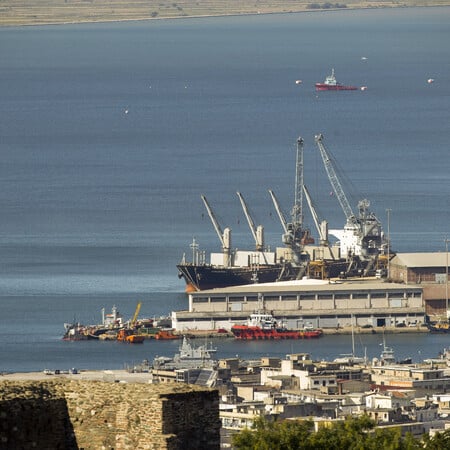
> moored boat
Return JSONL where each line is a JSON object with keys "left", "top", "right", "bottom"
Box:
{"left": 231, "top": 311, "right": 323, "bottom": 340}
{"left": 62, "top": 323, "right": 89, "bottom": 341}
{"left": 315, "top": 68, "right": 358, "bottom": 91}
{"left": 427, "top": 321, "right": 450, "bottom": 333}
{"left": 155, "top": 329, "right": 181, "bottom": 340}
{"left": 117, "top": 328, "right": 145, "bottom": 344}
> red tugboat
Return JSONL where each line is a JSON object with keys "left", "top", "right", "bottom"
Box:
{"left": 315, "top": 68, "right": 358, "bottom": 91}
{"left": 231, "top": 312, "right": 323, "bottom": 340}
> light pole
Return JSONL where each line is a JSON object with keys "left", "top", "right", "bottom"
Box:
{"left": 446, "top": 238, "right": 449, "bottom": 320}
{"left": 386, "top": 209, "right": 391, "bottom": 280}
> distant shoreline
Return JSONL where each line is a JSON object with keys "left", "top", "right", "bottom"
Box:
{"left": 1, "top": 2, "right": 449, "bottom": 28}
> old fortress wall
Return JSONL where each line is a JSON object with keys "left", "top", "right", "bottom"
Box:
{"left": 0, "top": 379, "right": 220, "bottom": 450}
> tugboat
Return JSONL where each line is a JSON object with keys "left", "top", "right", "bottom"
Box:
{"left": 231, "top": 311, "right": 323, "bottom": 340}
{"left": 315, "top": 68, "right": 358, "bottom": 91}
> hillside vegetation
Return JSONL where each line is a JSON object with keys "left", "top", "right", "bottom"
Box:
{"left": 1, "top": 0, "right": 449, "bottom": 26}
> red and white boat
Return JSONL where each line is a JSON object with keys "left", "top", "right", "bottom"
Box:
{"left": 231, "top": 312, "right": 323, "bottom": 340}
{"left": 315, "top": 68, "right": 357, "bottom": 91}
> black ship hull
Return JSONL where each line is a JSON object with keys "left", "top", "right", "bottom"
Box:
{"left": 177, "top": 260, "right": 348, "bottom": 291}
{"left": 177, "top": 264, "right": 291, "bottom": 291}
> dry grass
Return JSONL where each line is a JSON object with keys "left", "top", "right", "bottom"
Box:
{"left": 0, "top": 0, "right": 449, "bottom": 26}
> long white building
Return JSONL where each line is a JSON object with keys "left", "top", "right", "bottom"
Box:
{"left": 172, "top": 278, "right": 426, "bottom": 332}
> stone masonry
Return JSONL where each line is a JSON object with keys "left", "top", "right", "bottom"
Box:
{"left": 0, "top": 380, "right": 220, "bottom": 450}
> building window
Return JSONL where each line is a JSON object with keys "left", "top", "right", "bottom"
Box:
{"left": 318, "top": 294, "right": 332, "bottom": 300}
{"left": 229, "top": 297, "right": 244, "bottom": 302}
{"left": 334, "top": 294, "right": 349, "bottom": 300}
{"left": 300, "top": 294, "right": 315, "bottom": 300}
{"left": 281, "top": 295, "right": 298, "bottom": 301}
{"left": 388, "top": 292, "right": 404, "bottom": 299}
{"left": 264, "top": 296, "right": 280, "bottom": 301}
{"left": 193, "top": 297, "right": 208, "bottom": 303}
{"left": 352, "top": 293, "right": 368, "bottom": 299}
{"left": 370, "top": 292, "right": 386, "bottom": 299}
{"left": 246, "top": 296, "right": 258, "bottom": 302}
{"left": 210, "top": 297, "right": 225, "bottom": 303}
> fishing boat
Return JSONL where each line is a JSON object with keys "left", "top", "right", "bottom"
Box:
{"left": 231, "top": 311, "right": 323, "bottom": 340}
{"left": 380, "top": 338, "right": 396, "bottom": 365}
{"left": 315, "top": 68, "right": 358, "bottom": 91}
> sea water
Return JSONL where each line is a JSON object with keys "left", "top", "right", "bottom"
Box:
{"left": 0, "top": 7, "right": 449, "bottom": 372}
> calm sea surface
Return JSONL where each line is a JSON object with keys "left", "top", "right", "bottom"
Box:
{"left": 0, "top": 8, "right": 450, "bottom": 372}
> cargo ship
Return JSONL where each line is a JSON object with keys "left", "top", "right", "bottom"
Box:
{"left": 177, "top": 252, "right": 305, "bottom": 292}
{"left": 177, "top": 134, "right": 386, "bottom": 292}
{"left": 315, "top": 69, "right": 358, "bottom": 91}
{"left": 231, "top": 312, "right": 323, "bottom": 340}
{"left": 177, "top": 137, "right": 347, "bottom": 292}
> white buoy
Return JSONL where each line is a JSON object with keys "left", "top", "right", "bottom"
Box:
{"left": 295, "top": 80, "right": 302, "bottom": 85}
{"left": 360, "top": 86, "right": 367, "bottom": 91}
{"left": 427, "top": 78, "right": 434, "bottom": 84}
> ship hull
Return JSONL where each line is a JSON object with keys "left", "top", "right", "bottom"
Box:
{"left": 177, "top": 260, "right": 348, "bottom": 291}
{"left": 177, "top": 263, "right": 291, "bottom": 291}
{"left": 315, "top": 83, "right": 357, "bottom": 91}
{"left": 231, "top": 325, "right": 323, "bottom": 340}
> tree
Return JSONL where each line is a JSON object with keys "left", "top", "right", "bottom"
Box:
{"left": 232, "top": 415, "right": 447, "bottom": 450}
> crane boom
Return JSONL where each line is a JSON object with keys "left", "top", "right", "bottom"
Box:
{"left": 201, "top": 194, "right": 232, "bottom": 266}
{"left": 201, "top": 194, "right": 225, "bottom": 247}
{"left": 130, "top": 301, "right": 142, "bottom": 328}
{"left": 236, "top": 192, "right": 264, "bottom": 251}
{"left": 268, "top": 189, "right": 288, "bottom": 234}
{"left": 315, "top": 134, "right": 355, "bottom": 222}
{"left": 302, "top": 185, "right": 323, "bottom": 241}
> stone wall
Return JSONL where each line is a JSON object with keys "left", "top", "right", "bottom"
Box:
{"left": 0, "top": 380, "right": 220, "bottom": 450}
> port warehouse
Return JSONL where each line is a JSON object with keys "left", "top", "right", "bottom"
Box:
{"left": 172, "top": 252, "right": 449, "bottom": 331}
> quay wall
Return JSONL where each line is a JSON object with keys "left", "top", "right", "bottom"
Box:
{"left": 0, "top": 379, "right": 220, "bottom": 450}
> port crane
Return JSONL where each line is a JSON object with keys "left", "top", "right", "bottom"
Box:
{"left": 314, "top": 133, "right": 384, "bottom": 276}
{"left": 268, "top": 137, "right": 313, "bottom": 277}
{"left": 201, "top": 195, "right": 232, "bottom": 267}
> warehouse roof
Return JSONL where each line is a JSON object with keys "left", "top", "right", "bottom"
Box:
{"left": 391, "top": 252, "right": 449, "bottom": 268}
{"left": 192, "top": 279, "right": 420, "bottom": 296}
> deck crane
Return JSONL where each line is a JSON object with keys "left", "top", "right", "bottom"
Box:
{"left": 201, "top": 194, "right": 232, "bottom": 267}
{"left": 268, "top": 189, "right": 288, "bottom": 235}
{"left": 314, "top": 134, "right": 384, "bottom": 275}
{"left": 302, "top": 184, "right": 331, "bottom": 250}
{"left": 236, "top": 192, "right": 265, "bottom": 252}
